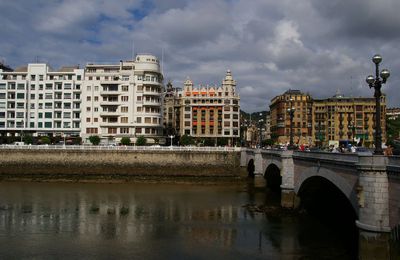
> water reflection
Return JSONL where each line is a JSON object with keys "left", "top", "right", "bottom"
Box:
{"left": 0, "top": 181, "right": 354, "bottom": 259}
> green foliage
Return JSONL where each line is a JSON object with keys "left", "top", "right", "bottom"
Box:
{"left": 203, "top": 138, "right": 215, "bottom": 146}
{"left": 217, "top": 137, "right": 229, "bottom": 146}
{"left": 270, "top": 133, "right": 279, "bottom": 142}
{"left": 89, "top": 135, "right": 101, "bottom": 145}
{"left": 180, "top": 134, "right": 194, "bottom": 146}
{"left": 120, "top": 137, "right": 131, "bottom": 146}
{"left": 136, "top": 135, "right": 147, "bottom": 146}
{"left": 23, "top": 135, "right": 33, "bottom": 144}
{"left": 40, "top": 136, "right": 51, "bottom": 145}
{"left": 263, "top": 139, "right": 274, "bottom": 146}
{"left": 386, "top": 116, "right": 400, "bottom": 144}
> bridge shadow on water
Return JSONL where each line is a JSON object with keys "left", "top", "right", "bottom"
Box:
{"left": 296, "top": 176, "right": 358, "bottom": 259}
{"left": 251, "top": 164, "right": 359, "bottom": 259}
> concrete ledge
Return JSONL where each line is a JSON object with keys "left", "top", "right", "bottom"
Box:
{"left": 356, "top": 220, "right": 391, "bottom": 233}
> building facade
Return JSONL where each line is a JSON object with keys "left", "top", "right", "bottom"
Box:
{"left": 269, "top": 89, "right": 387, "bottom": 147}
{"left": 164, "top": 70, "right": 240, "bottom": 145}
{"left": 163, "top": 81, "right": 181, "bottom": 139}
{"left": 0, "top": 64, "right": 83, "bottom": 141}
{"left": 81, "top": 54, "right": 164, "bottom": 144}
{"left": 269, "top": 89, "right": 313, "bottom": 145}
{"left": 312, "top": 93, "right": 386, "bottom": 147}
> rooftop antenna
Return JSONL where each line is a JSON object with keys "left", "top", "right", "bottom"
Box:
{"left": 161, "top": 47, "right": 164, "bottom": 76}
{"left": 132, "top": 39, "right": 135, "bottom": 61}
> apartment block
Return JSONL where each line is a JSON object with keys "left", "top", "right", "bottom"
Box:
{"left": 178, "top": 70, "right": 240, "bottom": 144}
{"left": 269, "top": 89, "right": 386, "bottom": 147}
{"left": 312, "top": 93, "right": 386, "bottom": 146}
{"left": 0, "top": 64, "right": 83, "bottom": 139}
{"left": 270, "top": 89, "right": 313, "bottom": 145}
{"left": 81, "top": 54, "right": 164, "bottom": 144}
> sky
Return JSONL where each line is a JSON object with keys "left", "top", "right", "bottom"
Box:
{"left": 0, "top": 0, "right": 399, "bottom": 112}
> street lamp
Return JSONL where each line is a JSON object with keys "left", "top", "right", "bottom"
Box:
{"left": 169, "top": 135, "right": 175, "bottom": 148}
{"left": 20, "top": 120, "right": 24, "bottom": 142}
{"left": 258, "top": 118, "right": 264, "bottom": 149}
{"left": 287, "top": 99, "right": 295, "bottom": 149}
{"left": 366, "top": 54, "right": 390, "bottom": 155}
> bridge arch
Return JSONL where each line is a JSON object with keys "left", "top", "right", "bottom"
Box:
{"left": 264, "top": 163, "right": 282, "bottom": 192}
{"left": 296, "top": 168, "right": 359, "bottom": 255}
{"left": 295, "top": 166, "right": 358, "bottom": 214}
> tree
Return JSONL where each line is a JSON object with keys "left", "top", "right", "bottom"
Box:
{"left": 89, "top": 135, "right": 101, "bottom": 145}
{"left": 263, "top": 139, "right": 274, "bottom": 146}
{"left": 40, "top": 136, "right": 51, "bottom": 145}
{"left": 136, "top": 135, "right": 147, "bottom": 146}
{"left": 180, "top": 134, "right": 194, "bottom": 146}
{"left": 23, "top": 135, "right": 33, "bottom": 144}
{"left": 120, "top": 137, "right": 131, "bottom": 146}
{"left": 217, "top": 137, "right": 228, "bottom": 146}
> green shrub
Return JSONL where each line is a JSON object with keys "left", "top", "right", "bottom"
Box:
{"left": 89, "top": 135, "right": 101, "bottom": 145}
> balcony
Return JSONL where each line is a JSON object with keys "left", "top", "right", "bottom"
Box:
{"left": 100, "top": 111, "right": 121, "bottom": 117}
{"left": 143, "top": 100, "right": 161, "bottom": 106}
{"left": 100, "top": 101, "right": 121, "bottom": 106}
{"left": 100, "top": 91, "right": 121, "bottom": 96}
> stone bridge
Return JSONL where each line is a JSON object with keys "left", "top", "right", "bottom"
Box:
{"left": 241, "top": 149, "right": 400, "bottom": 258}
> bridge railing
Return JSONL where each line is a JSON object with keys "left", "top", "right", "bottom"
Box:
{"left": 293, "top": 151, "right": 359, "bottom": 163}
{"left": 0, "top": 144, "right": 242, "bottom": 152}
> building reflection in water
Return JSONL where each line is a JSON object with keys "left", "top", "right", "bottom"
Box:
{"left": 0, "top": 181, "right": 356, "bottom": 258}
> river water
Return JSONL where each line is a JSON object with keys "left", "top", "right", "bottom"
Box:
{"left": 0, "top": 180, "right": 355, "bottom": 259}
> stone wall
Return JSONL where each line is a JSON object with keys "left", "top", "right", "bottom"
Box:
{"left": 0, "top": 149, "right": 245, "bottom": 181}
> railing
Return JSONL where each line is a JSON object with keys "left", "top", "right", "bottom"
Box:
{"left": 0, "top": 144, "right": 242, "bottom": 152}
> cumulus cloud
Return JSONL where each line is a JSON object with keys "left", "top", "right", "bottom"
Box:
{"left": 0, "top": 0, "right": 399, "bottom": 112}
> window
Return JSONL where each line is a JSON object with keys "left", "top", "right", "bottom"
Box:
{"left": 120, "top": 127, "right": 129, "bottom": 134}
{"left": 121, "top": 85, "right": 128, "bottom": 91}
{"left": 87, "top": 86, "right": 91, "bottom": 91}
{"left": 44, "top": 112, "right": 52, "bottom": 119}
{"left": 94, "top": 118, "right": 98, "bottom": 122}
{"left": 17, "top": 93, "right": 25, "bottom": 99}
{"left": 86, "top": 118, "right": 90, "bottom": 122}
{"left": 86, "top": 128, "right": 98, "bottom": 134}
{"left": 121, "top": 107, "right": 128, "bottom": 113}
{"left": 121, "top": 96, "right": 128, "bottom": 102}
{"left": 121, "top": 117, "right": 128, "bottom": 123}
{"left": 108, "top": 128, "right": 117, "bottom": 134}
{"left": 136, "top": 117, "right": 142, "bottom": 123}
{"left": 137, "top": 96, "right": 142, "bottom": 102}
{"left": 87, "top": 96, "right": 91, "bottom": 101}
{"left": 45, "top": 122, "right": 52, "bottom": 128}
{"left": 94, "top": 96, "right": 99, "bottom": 102}
{"left": 63, "top": 112, "right": 71, "bottom": 118}
{"left": 86, "top": 107, "right": 91, "bottom": 112}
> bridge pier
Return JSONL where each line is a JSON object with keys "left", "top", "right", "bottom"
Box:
{"left": 279, "top": 151, "right": 298, "bottom": 209}
{"left": 356, "top": 155, "right": 391, "bottom": 260}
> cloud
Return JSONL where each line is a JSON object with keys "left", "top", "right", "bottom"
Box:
{"left": 1, "top": 0, "right": 399, "bottom": 112}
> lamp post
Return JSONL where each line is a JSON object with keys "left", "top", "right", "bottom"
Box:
{"left": 258, "top": 117, "right": 264, "bottom": 149}
{"left": 287, "top": 99, "right": 295, "bottom": 149}
{"left": 169, "top": 135, "right": 175, "bottom": 148}
{"left": 20, "top": 120, "right": 24, "bottom": 142}
{"left": 366, "top": 54, "right": 390, "bottom": 155}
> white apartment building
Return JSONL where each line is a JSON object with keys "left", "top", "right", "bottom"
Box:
{"left": 0, "top": 64, "right": 83, "bottom": 140}
{"left": 81, "top": 54, "right": 164, "bottom": 144}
